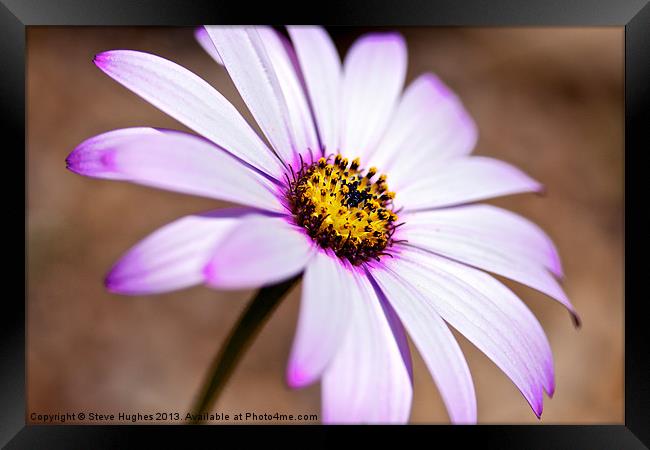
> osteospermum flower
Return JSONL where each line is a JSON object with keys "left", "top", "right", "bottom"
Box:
{"left": 66, "top": 26, "right": 579, "bottom": 424}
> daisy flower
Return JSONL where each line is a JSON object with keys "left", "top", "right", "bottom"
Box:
{"left": 66, "top": 26, "right": 579, "bottom": 424}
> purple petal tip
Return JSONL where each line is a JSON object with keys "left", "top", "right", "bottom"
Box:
{"left": 104, "top": 271, "right": 119, "bottom": 293}
{"left": 368, "top": 31, "right": 405, "bottom": 46}
{"left": 93, "top": 52, "right": 104, "bottom": 64}
{"left": 65, "top": 152, "right": 83, "bottom": 174}
{"left": 93, "top": 51, "right": 114, "bottom": 68}
{"left": 103, "top": 265, "right": 147, "bottom": 296}
{"left": 104, "top": 265, "right": 129, "bottom": 295}
{"left": 286, "top": 366, "right": 310, "bottom": 389}
{"left": 571, "top": 311, "right": 582, "bottom": 329}
{"left": 545, "top": 368, "right": 556, "bottom": 399}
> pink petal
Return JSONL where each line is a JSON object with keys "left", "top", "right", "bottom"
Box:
{"left": 66, "top": 126, "right": 162, "bottom": 180}
{"left": 256, "top": 26, "right": 320, "bottom": 163}
{"left": 204, "top": 27, "right": 298, "bottom": 166}
{"left": 321, "top": 271, "right": 412, "bottom": 424}
{"left": 287, "top": 26, "right": 342, "bottom": 155}
{"left": 341, "top": 33, "right": 407, "bottom": 161}
{"left": 203, "top": 216, "right": 314, "bottom": 290}
{"left": 396, "top": 156, "right": 543, "bottom": 210}
{"left": 105, "top": 208, "right": 265, "bottom": 295}
{"left": 369, "top": 73, "right": 478, "bottom": 187}
{"left": 67, "top": 128, "right": 284, "bottom": 212}
{"left": 368, "top": 267, "right": 477, "bottom": 424}
{"left": 194, "top": 26, "right": 223, "bottom": 65}
{"left": 93, "top": 50, "right": 284, "bottom": 178}
{"left": 404, "top": 206, "right": 578, "bottom": 322}
{"left": 405, "top": 204, "right": 563, "bottom": 278}
{"left": 286, "top": 251, "right": 352, "bottom": 388}
{"left": 385, "top": 247, "right": 555, "bottom": 417}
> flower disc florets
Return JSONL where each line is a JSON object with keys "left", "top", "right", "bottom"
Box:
{"left": 287, "top": 154, "right": 400, "bottom": 265}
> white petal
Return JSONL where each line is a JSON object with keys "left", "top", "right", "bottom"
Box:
{"left": 322, "top": 271, "right": 412, "bottom": 424}
{"left": 105, "top": 208, "right": 265, "bottom": 295}
{"left": 384, "top": 247, "right": 555, "bottom": 416}
{"left": 405, "top": 204, "right": 563, "bottom": 277}
{"left": 369, "top": 266, "right": 477, "bottom": 424}
{"left": 256, "top": 26, "right": 320, "bottom": 163}
{"left": 93, "top": 50, "right": 284, "bottom": 177}
{"left": 396, "top": 156, "right": 543, "bottom": 210}
{"left": 67, "top": 128, "right": 284, "bottom": 212}
{"left": 287, "top": 26, "right": 342, "bottom": 155}
{"left": 369, "top": 73, "right": 478, "bottom": 187}
{"left": 203, "top": 216, "right": 314, "bottom": 289}
{"left": 404, "top": 206, "right": 578, "bottom": 322}
{"left": 205, "top": 26, "right": 298, "bottom": 166}
{"left": 341, "top": 33, "right": 407, "bottom": 161}
{"left": 194, "top": 26, "right": 223, "bottom": 65}
{"left": 286, "top": 251, "right": 352, "bottom": 388}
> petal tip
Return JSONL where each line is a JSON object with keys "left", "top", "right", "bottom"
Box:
{"left": 93, "top": 50, "right": 129, "bottom": 71}
{"left": 371, "top": 31, "right": 406, "bottom": 49}
{"left": 285, "top": 366, "right": 312, "bottom": 389}
{"left": 65, "top": 147, "right": 87, "bottom": 171}
{"left": 193, "top": 26, "right": 206, "bottom": 37}
{"left": 385, "top": 30, "right": 406, "bottom": 41}
{"left": 65, "top": 141, "right": 118, "bottom": 177}
{"left": 93, "top": 51, "right": 111, "bottom": 67}
{"left": 64, "top": 150, "right": 85, "bottom": 175}
{"left": 104, "top": 270, "right": 143, "bottom": 296}
{"left": 104, "top": 261, "right": 136, "bottom": 295}
{"left": 64, "top": 153, "right": 77, "bottom": 172}
{"left": 571, "top": 311, "right": 582, "bottom": 329}
{"left": 546, "top": 367, "right": 556, "bottom": 399}
{"left": 104, "top": 270, "right": 122, "bottom": 294}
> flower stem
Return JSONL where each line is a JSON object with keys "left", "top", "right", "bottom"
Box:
{"left": 189, "top": 274, "right": 302, "bottom": 423}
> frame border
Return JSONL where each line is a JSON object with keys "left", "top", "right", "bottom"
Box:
{"left": 4, "top": 0, "right": 648, "bottom": 447}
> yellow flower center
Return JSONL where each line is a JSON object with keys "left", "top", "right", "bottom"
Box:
{"left": 287, "top": 154, "right": 399, "bottom": 265}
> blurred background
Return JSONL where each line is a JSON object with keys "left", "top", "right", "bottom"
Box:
{"left": 27, "top": 26, "right": 623, "bottom": 424}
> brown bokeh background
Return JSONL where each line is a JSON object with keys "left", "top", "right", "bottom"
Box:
{"left": 27, "top": 27, "right": 623, "bottom": 424}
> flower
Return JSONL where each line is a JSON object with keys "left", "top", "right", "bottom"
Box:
{"left": 66, "top": 26, "right": 579, "bottom": 424}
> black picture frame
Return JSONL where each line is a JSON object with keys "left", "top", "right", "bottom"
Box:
{"left": 3, "top": 0, "right": 648, "bottom": 447}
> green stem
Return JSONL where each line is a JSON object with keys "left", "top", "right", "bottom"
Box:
{"left": 189, "top": 274, "right": 302, "bottom": 423}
